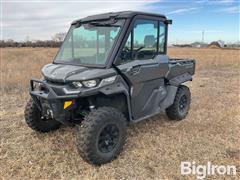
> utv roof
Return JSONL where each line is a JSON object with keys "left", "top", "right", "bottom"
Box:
{"left": 72, "top": 11, "right": 168, "bottom": 25}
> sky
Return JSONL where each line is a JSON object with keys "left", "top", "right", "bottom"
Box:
{"left": 1, "top": 0, "right": 239, "bottom": 44}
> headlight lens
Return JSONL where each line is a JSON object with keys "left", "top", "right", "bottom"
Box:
{"left": 101, "top": 76, "right": 117, "bottom": 85}
{"left": 72, "top": 76, "right": 116, "bottom": 89}
{"left": 82, "top": 80, "right": 97, "bottom": 88}
{"left": 72, "top": 81, "right": 82, "bottom": 88}
{"left": 33, "top": 82, "right": 43, "bottom": 91}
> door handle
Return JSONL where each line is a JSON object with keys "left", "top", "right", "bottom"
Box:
{"left": 129, "top": 65, "right": 141, "bottom": 75}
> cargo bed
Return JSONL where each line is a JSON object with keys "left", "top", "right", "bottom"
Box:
{"left": 166, "top": 58, "right": 196, "bottom": 81}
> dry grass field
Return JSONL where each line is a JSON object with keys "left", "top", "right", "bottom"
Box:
{"left": 0, "top": 47, "right": 240, "bottom": 179}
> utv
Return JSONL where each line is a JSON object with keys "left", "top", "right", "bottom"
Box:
{"left": 25, "top": 11, "right": 195, "bottom": 165}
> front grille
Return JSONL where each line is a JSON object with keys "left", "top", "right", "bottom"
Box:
{"left": 51, "top": 87, "right": 65, "bottom": 96}
{"left": 44, "top": 79, "right": 74, "bottom": 96}
{"left": 45, "top": 79, "right": 66, "bottom": 85}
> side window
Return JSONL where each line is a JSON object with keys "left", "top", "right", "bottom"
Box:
{"left": 133, "top": 19, "right": 158, "bottom": 60}
{"left": 117, "top": 19, "right": 158, "bottom": 64}
{"left": 159, "top": 22, "right": 166, "bottom": 53}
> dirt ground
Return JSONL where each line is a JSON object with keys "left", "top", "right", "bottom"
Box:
{"left": 0, "top": 48, "right": 240, "bottom": 179}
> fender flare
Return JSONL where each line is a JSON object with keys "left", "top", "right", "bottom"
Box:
{"left": 99, "top": 81, "right": 133, "bottom": 121}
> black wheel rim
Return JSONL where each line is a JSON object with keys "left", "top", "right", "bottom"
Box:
{"left": 98, "top": 124, "right": 120, "bottom": 153}
{"left": 179, "top": 95, "right": 188, "bottom": 113}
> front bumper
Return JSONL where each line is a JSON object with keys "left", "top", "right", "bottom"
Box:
{"left": 30, "top": 79, "right": 79, "bottom": 125}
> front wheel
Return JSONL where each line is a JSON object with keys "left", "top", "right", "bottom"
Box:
{"left": 166, "top": 85, "right": 191, "bottom": 120}
{"left": 76, "top": 107, "right": 127, "bottom": 165}
{"left": 24, "top": 99, "right": 61, "bottom": 132}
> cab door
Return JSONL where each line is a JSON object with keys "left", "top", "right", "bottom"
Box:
{"left": 116, "top": 19, "right": 168, "bottom": 120}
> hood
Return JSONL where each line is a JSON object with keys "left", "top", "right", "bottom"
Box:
{"left": 42, "top": 63, "right": 116, "bottom": 82}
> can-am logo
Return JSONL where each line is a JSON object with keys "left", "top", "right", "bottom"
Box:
{"left": 181, "top": 161, "right": 237, "bottom": 179}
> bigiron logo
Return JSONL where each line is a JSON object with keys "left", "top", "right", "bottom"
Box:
{"left": 180, "top": 161, "right": 237, "bottom": 179}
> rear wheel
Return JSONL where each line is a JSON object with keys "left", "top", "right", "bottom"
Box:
{"left": 24, "top": 99, "right": 61, "bottom": 132}
{"left": 76, "top": 107, "right": 127, "bottom": 165}
{"left": 166, "top": 85, "right": 191, "bottom": 120}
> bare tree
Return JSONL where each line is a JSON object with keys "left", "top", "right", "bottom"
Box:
{"left": 52, "top": 32, "right": 66, "bottom": 42}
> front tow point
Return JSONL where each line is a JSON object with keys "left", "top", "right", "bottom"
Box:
{"left": 64, "top": 100, "right": 73, "bottom": 109}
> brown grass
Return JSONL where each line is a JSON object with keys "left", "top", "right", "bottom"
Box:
{"left": 1, "top": 47, "right": 240, "bottom": 179}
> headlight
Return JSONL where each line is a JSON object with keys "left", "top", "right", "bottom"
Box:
{"left": 82, "top": 80, "right": 97, "bottom": 88}
{"left": 72, "top": 81, "right": 82, "bottom": 88}
{"left": 33, "top": 82, "right": 43, "bottom": 91}
{"left": 101, "top": 76, "right": 117, "bottom": 85}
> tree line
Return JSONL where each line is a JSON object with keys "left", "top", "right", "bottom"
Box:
{"left": 0, "top": 32, "right": 66, "bottom": 48}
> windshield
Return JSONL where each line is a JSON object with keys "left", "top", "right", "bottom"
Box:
{"left": 54, "top": 19, "right": 125, "bottom": 66}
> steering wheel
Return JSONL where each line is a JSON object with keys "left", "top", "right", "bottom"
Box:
{"left": 133, "top": 46, "right": 145, "bottom": 59}
{"left": 120, "top": 46, "right": 130, "bottom": 60}
{"left": 121, "top": 46, "right": 145, "bottom": 60}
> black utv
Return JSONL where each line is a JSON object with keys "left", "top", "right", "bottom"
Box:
{"left": 25, "top": 11, "right": 195, "bottom": 165}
